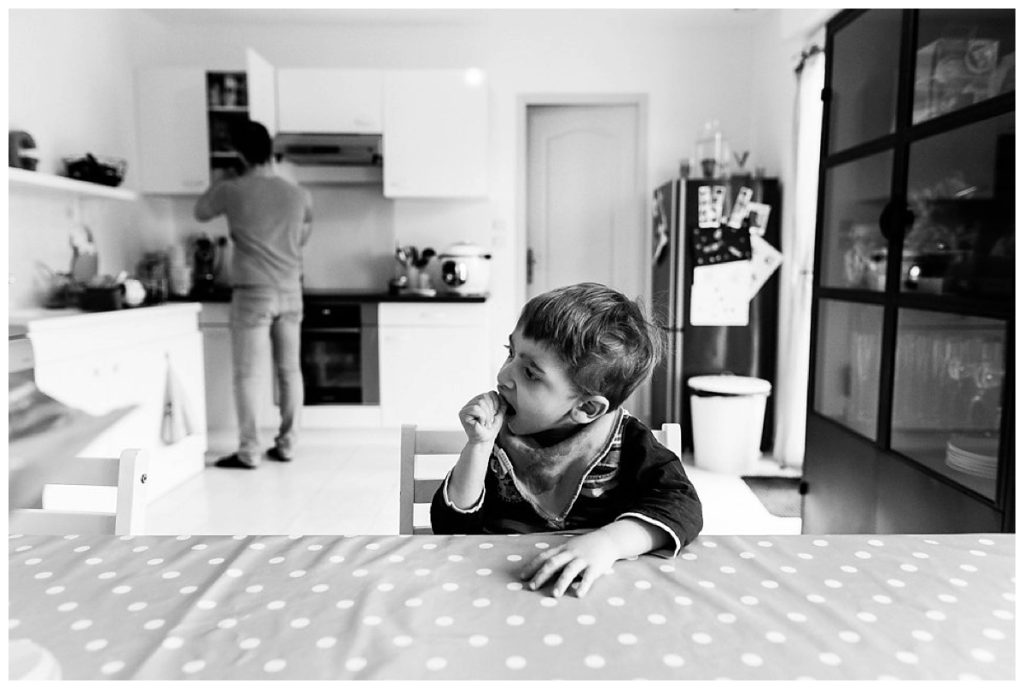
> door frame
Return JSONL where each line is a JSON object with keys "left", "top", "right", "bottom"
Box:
{"left": 516, "top": 93, "right": 651, "bottom": 418}
{"left": 515, "top": 94, "right": 650, "bottom": 311}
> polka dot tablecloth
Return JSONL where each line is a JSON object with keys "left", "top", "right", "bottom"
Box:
{"left": 7, "top": 533, "right": 1015, "bottom": 680}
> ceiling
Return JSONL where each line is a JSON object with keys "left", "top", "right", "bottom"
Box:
{"left": 143, "top": 8, "right": 759, "bottom": 29}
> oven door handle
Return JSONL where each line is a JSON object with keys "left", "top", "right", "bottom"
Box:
{"left": 302, "top": 327, "right": 362, "bottom": 334}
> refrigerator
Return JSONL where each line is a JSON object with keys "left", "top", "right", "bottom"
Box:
{"left": 650, "top": 177, "right": 782, "bottom": 453}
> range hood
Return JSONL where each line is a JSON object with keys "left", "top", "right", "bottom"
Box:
{"left": 273, "top": 132, "right": 383, "bottom": 185}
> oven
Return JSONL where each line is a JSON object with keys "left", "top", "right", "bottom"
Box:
{"left": 300, "top": 298, "right": 379, "bottom": 405}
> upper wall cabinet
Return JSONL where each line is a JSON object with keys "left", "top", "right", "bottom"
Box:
{"left": 246, "top": 48, "right": 277, "bottom": 136}
{"left": 136, "top": 55, "right": 271, "bottom": 194}
{"left": 383, "top": 69, "right": 488, "bottom": 199}
{"left": 135, "top": 68, "right": 210, "bottom": 194}
{"left": 135, "top": 54, "right": 488, "bottom": 197}
{"left": 277, "top": 69, "right": 384, "bottom": 134}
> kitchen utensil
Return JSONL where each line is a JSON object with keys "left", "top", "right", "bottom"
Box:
{"left": 69, "top": 225, "right": 99, "bottom": 284}
{"left": 435, "top": 242, "right": 492, "bottom": 296}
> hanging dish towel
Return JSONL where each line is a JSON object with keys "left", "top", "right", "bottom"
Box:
{"left": 162, "top": 357, "right": 198, "bottom": 444}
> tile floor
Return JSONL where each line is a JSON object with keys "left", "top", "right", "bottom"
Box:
{"left": 146, "top": 428, "right": 802, "bottom": 536}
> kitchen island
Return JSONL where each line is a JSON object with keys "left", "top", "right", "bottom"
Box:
{"left": 9, "top": 302, "right": 207, "bottom": 503}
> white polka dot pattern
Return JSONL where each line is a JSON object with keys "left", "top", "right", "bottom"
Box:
{"left": 6, "top": 533, "right": 1014, "bottom": 680}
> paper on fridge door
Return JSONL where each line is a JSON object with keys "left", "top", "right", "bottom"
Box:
{"left": 749, "top": 234, "right": 783, "bottom": 299}
{"left": 690, "top": 261, "right": 750, "bottom": 326}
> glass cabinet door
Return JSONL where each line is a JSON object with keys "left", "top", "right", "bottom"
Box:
{"left": 913, "top": 9, "right": 1016, "bottom": 124}
{"left": 891, "top": 310, "right": 1005, "bottom": 500}
{"left": 828, "top": 9, "right": 903, "bottom": 153}
{"left": 814, "top": 299, "right": 885, "bottom": 440}
{"left": 901, "top": 112, "right": 1014, "bottom": 299}
{"left": 820, "top": 151, "right": 893, "bottom": 291}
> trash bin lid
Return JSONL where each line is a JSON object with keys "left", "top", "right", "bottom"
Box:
{"left": 688, "top": 374, "right": 771, "bottom": 396}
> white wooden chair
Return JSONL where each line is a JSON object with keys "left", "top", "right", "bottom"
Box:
{"left": 9, "top": 449, "right": 149, "bottom": 535}
{"left": 399, "top": 423, "right": 682, "bottom": 535}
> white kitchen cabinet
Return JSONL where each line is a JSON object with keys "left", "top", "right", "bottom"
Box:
{"left": 277, "top": 69, "right": 383, "bottom": 134}
{"left": 383, "top": 69, "right": 488, "bottom": 198}
{"left": 135, "top": 67, "right": 210, "bottom": 194}
{"left": 198, "top": 303, "right": 279, "bottom": 443}
{"left": 20, "top": 304, "right": 207, "bottom": 503}
{"left": 378, "top": 302, "right": 491, "bottom": 428}
{"left": 136, "top": 50, "right": 273, "bottom": 195}
{"left": 247, "top": 48, "right": 277, "bottom": 135}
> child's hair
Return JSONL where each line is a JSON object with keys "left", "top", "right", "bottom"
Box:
{"left": 230, "top": 121, "right": 273, "bottom": 166}
{"left": 516, "top": 282, "right": 664, "bottom": 410}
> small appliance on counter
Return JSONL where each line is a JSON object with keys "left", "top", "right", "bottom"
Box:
{"left": 188, "top": 233, "right": 232, "bottom": 301}
{"left": 435, "top": 242, "right": 492, "bottom": 296}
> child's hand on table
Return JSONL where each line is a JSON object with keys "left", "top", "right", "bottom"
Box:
{"left": 459, "top": 391, "right": 506, "bottom": 444}
{"left": 519, "top": 529, "right": 619, "bottom": 598}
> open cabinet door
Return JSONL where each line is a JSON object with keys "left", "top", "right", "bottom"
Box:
{"left": 246, "top": 48, "right": 277, "bottom": 135}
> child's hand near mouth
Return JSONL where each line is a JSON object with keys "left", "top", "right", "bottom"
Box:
{"left": 459, "top": 391, "right": 507, "bottom": 444}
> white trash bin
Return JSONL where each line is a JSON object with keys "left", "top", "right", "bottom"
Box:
{"left": 689, "top": 374, "right": 772, "bottom": 474}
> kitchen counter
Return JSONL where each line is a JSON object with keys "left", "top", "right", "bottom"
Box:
{"left": 303, "top": 288, "right": 488, "bottom": 303}
{"left": 8, "top": 302, "right": 202, "bottom": 331}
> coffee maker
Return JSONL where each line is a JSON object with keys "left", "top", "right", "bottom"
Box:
{"left": 188, "top": 234, "right": 232, "bottom": 301}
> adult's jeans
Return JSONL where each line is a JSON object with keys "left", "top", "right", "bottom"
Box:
{"left": 230, "top": 287, "right": 304, "bottom": 466}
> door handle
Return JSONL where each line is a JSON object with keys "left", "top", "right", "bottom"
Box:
{"left": 526, "top": 247, "right": 536, "bottom": 285}
{"left": 878, "top": 201, "right": 915, "bottom": 241}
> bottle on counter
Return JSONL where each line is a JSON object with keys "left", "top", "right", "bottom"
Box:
{"left": 168, "top": 243, "right": 192, "bottom": 298}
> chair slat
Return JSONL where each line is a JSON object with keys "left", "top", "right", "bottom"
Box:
{"left": 414, "top": 479, "right": 443, "bottom": 502}
{"left": 10, "top": 509, "right": 117, "bottom": 535}
{"left": 37, "top": 457, "right": 120, "bottom": 487}
{"left": 413, "top": 429, "right": 466, "bottom": 454}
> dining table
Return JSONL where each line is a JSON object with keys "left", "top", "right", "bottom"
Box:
{"left": 8, "top": 531, "right": 1015, "bottom": 680}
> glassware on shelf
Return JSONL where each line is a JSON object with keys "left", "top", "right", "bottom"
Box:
{"left": 695, "top": 120, "right": 728, "bottom": 179}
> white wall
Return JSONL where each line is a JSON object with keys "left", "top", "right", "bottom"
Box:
{"left": 8, "top": 10, "right": 167, "bottom": 308}
{"left": 9, "top": 8, "right": 818, "bottom": 384}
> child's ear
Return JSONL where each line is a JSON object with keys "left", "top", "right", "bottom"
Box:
{"left": 570, "top": 395, "right": 610, "bottom": 424}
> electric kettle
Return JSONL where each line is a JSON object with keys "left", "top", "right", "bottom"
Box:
{"left": 436, "top": 242, "right": 491, "bottom": 296}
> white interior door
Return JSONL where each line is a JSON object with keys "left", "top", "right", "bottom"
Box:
{"left": 525, "top": 103, "right": 649, "bottom": 418}
{"left": 527, "top": 104, "right": 643, "bottom": 299}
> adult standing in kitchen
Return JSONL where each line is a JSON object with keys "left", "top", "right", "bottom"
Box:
{"left": 194, "top": 120, "right": 313, "bottom": 469}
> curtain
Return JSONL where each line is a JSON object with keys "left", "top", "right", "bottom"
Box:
{"left": 772, "top": 41, "right": 825, "bottom": 471}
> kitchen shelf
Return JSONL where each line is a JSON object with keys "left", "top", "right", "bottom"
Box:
{"left": 8, "top": 167, "right": 138, "bottom": 201}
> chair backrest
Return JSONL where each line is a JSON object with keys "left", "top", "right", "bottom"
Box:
{"left": 400, "top": 426, "right": 464, "bottom": 535}
{"left": 653, "top": 423, "right": 683, "bottom": 460}
{"left": 9, "top": 449, "right": 148, "bottom": 535}
{"left": 399, "top": 422, "right": 684, "bottom": 535}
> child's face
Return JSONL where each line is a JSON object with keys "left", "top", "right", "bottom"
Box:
{"left": 496, "top": 328, "right": 584, "bottom": 436}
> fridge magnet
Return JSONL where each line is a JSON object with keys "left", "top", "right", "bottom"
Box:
{"left": 697, "top": 185, "right": 718, "bottom": 228}
{"left": 748, "top": 234, "right": 783, "bottom": 299}
{"left": 725, "top": 186, "right": 754, "bottom": 228}
{"left": 745, "top": 202, "right": 772, "bottom": 237}
{"left": 691, "top": 222, "right": 752, "bottom": 266}
{"left": 712, "top": 185, "right": 728, "bottom": 225}
{"left": 652, "top": 188, "right": 670, "bottom": 264}
{"left": 690, "top": 261, "right": 750, "bottom": 326}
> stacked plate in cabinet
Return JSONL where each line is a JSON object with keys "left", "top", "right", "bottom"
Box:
{"left": 945, "top": 434, "right": 999, "bottom": 479}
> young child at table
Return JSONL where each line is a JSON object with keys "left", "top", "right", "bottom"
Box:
{"left": 431, "top": 282, "right": 703, "bottom": 598}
